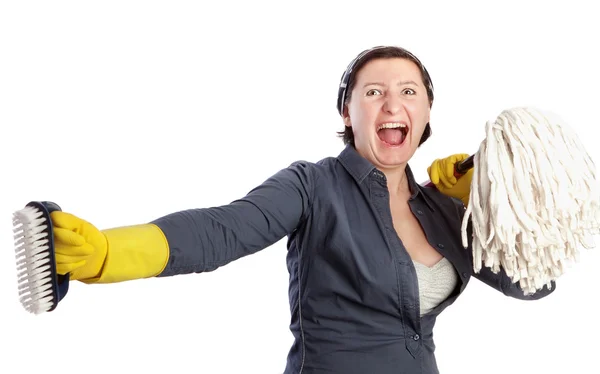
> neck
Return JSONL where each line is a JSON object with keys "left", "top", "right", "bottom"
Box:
{"left": 381, "top": 164, "right": 412, "bottom": 199}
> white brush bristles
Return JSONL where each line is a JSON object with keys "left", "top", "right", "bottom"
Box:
{"left": 462, "top": 107, "right": 600, "bottom": 295}
{"left": 13, "top": 205, "right": 55, "bottom": 314}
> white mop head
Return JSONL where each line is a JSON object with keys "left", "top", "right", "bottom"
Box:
{"left": 462, "top": 107, "right": 600, "bottom": 295}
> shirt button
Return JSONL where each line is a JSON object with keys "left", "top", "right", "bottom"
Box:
{"left": 417, "top": 210, "right": 423, "bottom": 215}
{"left": 462, "top": 272, "right": 468, "bottom": 278}
{"left": 413, "top": 334, "right": 420, "bottom": 341}
{"left": 437, "top": 243, "right": 444, "bottom": 249}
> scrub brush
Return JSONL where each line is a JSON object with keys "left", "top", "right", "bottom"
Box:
{"left": 13, "top": 201, "right": 70, "bottom": 314}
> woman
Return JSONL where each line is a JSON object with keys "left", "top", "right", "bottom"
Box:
{"left": 51, "top": 45, "right": 555, "bottom": 374}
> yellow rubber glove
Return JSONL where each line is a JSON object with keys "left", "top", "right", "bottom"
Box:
{"left": 50, "top": 211, "right": 170, "bottom": 284}
{"left": 427, "top": 153, "right": 473, "bottom": 206}
{"left": 51, "top": 212, "right": 107, "bottom": 280}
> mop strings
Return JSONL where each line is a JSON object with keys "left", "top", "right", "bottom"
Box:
{"left": 461, "top": 107, "right": 600, "bottom": 295}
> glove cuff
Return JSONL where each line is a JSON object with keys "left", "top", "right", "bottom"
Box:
{"left": 82, "top": 224, "right": 169, "bottom": 284}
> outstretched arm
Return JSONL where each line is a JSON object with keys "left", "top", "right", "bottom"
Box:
{"left": 153, "top": 161, "right": 316, "bottom": 277}
{"left": 52, "top": 161, "right": 317, "bottom": 283}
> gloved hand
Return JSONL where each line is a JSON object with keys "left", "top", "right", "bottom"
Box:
{"left": 51, "top": 211, "right": 108, "bottom": 280}
{"left": 427, "top": 153, "right": 473, "bottom": 206}
{"left": 50, "top": 211, "right": 170, "bottom": 283}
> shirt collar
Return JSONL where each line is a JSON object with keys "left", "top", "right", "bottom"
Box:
{"left": 337, "top": 144, "right": 436, "bottom": 212}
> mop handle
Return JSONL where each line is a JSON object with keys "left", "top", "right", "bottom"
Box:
{"left": 454, "top": 154, "right": 475, "bottom": 177}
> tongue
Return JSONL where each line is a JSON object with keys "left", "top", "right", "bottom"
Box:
{"left": 378, "top": 128, "right": 405, "bottom": 145}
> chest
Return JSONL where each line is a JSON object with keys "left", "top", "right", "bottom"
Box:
{"left": 301, "top": 180, "right": 473, "bottom": 317}
{"left": 389, "top": 198, "right": 444, "bottom": 267}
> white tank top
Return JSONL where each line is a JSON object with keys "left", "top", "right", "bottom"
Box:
{"left": 412, "top": 257, "right": 459, "bottom": 316}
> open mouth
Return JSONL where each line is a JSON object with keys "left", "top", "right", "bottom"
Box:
{"left": 376, "top": 122, "right": 409, "bottom": 146}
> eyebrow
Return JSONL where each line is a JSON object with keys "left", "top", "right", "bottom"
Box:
{"left": 363, "top": 80, "right": 419, "bottom": 88}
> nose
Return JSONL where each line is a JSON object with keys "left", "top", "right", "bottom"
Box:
{"left": 382, "top": 94, "right": 405, "bottom": 115}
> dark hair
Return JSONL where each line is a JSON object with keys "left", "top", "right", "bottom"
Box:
{"left": 336, "top": 46, "right": 434, "bottom": 147}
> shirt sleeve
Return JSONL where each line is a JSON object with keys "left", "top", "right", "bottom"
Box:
{"left": 453, "top": 198, "right": 556, "bottom": 300}
{"left": 151, "top": 161, "right": 316, "bottom": 277}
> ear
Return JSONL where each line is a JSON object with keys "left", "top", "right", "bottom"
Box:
{"left": 343, "top": 107, "right": 352, "bottom": 127}
{"left": 344, "top": 116, "right": 351, "bottom": 127}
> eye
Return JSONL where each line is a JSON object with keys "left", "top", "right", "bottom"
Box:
{"left": 366, "top": 89, "right": 382, "bottom": 96}
{"left": 403, "top": 88, "right": 416, "bottom": 95}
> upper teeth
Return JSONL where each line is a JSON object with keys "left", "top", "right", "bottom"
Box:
{"left": 378, "top": 123, "right": 407, "bottom": 131}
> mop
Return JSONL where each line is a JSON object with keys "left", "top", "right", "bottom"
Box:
{"left": 459, "top": 106, "right": 600, "bottom": 295}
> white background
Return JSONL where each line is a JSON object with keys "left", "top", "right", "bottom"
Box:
{"left": 1, "top": 1, "right": 599, "bottom": 373}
